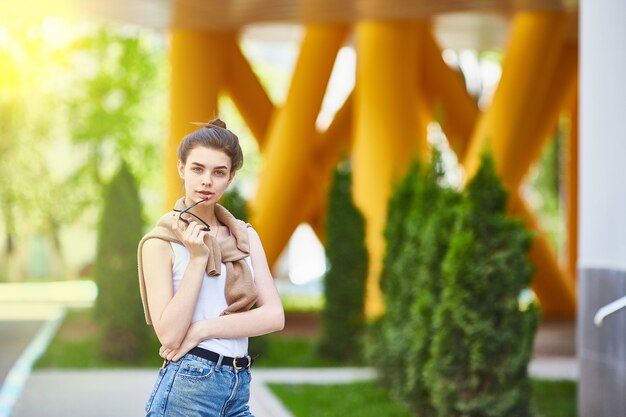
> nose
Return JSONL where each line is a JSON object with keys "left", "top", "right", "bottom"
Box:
{"left": 201, "top": 172, "right": 212, "bottom": 185}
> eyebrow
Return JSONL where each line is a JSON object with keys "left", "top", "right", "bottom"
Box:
{"left": 190, "top": 162, "right": 230, "bottom": 170}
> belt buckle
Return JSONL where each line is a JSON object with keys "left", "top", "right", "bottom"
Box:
{"left": 233, "top": 355, "right": 251, "bottom": 370}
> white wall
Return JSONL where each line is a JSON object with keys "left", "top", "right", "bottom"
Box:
{"left": 579, "top": 0, "right": 626, "bottom": 271}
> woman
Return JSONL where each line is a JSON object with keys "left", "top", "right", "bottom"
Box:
{"left": 138, "top": 118, "right": 284, "bottom": 417}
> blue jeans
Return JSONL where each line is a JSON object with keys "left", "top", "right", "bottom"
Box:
{"left": 145, "top": 353, "right": 254, "bottom": 417}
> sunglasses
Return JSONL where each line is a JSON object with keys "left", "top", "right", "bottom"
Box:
{"left": 173, "top": 198, "right": 211, "bottom": 232}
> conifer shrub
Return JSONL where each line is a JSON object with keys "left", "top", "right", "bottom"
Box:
{"left": 318, "top": 165, "right": 368, "bottom": 362}
{"left": 220, "top": 187, "right": 248, "bottom": 221}
{"left": 367, "top": 151, "right": 459, "bottom": 414}
{"left": 425, "top": 154, "right": 539, "bottom": 417}
{"left": 367, "top": 159, "right": 425, "bottom": 393}
{"left": 404, "top": 156, "right": 461, "bottom": 416}
{"left": 94, "top": 161, "right": 148, "bottom": 362}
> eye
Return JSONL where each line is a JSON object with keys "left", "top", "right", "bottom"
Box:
{"left": 214, "top": 170, "right": 227, "bottom": 177}
{"left": 191, "top": 167, "right": 203, "bottom": 173}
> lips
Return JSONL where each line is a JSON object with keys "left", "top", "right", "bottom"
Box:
{"left": 197, "top": 191, "right": 214, "bottom": 199}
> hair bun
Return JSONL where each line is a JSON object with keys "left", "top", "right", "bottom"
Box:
{"left": 190, "top": 118, "right": 227, "bottom": 129}
{"left": 207, "top": 118, "right": 226, "bottom": 129}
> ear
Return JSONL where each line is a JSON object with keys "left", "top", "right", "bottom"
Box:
{"left": 177, "top": 160, "right": 185, "bottom": 179}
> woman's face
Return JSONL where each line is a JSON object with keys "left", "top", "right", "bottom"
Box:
{"left": 178, "top": 146, "right": 234, "bottom": 205}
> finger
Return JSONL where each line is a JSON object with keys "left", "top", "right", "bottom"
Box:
{"left": 167, "top": 351, "right": 177, "bottom": 361}
{"left": 193, "top": 228, "right": 208, "bottom": 242}
{"left": 191, "top": 225, "right": 208, "bottom": 244}
{"left": 184, "top": 221, "right": 201, "bottom": 239}
{"left": 173, "top": 352, "right": 184, "bottom": 362}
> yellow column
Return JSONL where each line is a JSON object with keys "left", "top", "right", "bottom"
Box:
{"left": 353, "top": 21, "right": 423, "bottom": 318}
{"left": 223, "top": 36, "right": 275, "bottom": 148}
{"left": 166, "top": 30, "right": 226, "bottom": 209}
{"left": 250, "top": 25, "right": 348, "bottom": 266}
{"left": 564, "top": 80, "right": 579, "bottom": 284}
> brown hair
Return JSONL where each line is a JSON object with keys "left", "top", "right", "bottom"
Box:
{"left": 177, "top": 118, "right": 244, "bottom": 172}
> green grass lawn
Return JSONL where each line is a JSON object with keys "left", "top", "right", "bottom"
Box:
{"left": 531, "top": 379, "right": 577, "bottom": 417}
{"left": 270, "top": 381, "right": 414, "bottom": 417}
{"left": 269, "top": 379, "right": 577, "bottom": 417}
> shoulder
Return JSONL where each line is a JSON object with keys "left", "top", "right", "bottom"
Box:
{"left": 245, "top": 226, "right": 267, "bottom": 256}
{"left": 245, "top": 223, "right": 258, "bottom": 237}
{"left": 142, "top": 238, "right": 173, "bottom": 258}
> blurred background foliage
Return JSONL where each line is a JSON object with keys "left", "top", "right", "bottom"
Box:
{"left": 0, "top": 17, "right": 268, "bottom": 283}
{"left": 0, "top": 18, "right": 166, "bottom": 282}
{"left": 317, "top": 163, "right": 368, "bottom": 363}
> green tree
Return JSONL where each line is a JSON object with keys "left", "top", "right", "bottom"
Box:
{"left": 318, "top": 165, "right": 368, "bottom": 362}
{"left": 219, "top": 187, "right": 249, "bottom": 221}
{"left": 94, "top": 161, "right": 149, "bottom": 362}
{"left": 0, "top": 20, "right": 165, "bottom": 280}
{"left": 66, "top": 25, "right": 165, "bottom": 209}
{"left": 367, "top": 160, "right": 424, "bottom": 392}
{"left": 368, "top": 151, "right": 460, "bottom": 414}
{"left": 426, "top": 154, "right": 539, "bottom": 417}
{"left": 404, "top": 154, "right": 461, "bottom": 416}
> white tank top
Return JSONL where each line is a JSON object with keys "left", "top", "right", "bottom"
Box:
{"left": 170, "top": 242, "right": 254, "bottom": 357}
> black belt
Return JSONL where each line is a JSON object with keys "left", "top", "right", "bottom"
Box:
{"left": 188, "top": 347, "right": 254, "bottom": 370}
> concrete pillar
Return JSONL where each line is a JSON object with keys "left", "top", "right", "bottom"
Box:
{"left": 578, "top": 1, "right": 626, "bottom": 415}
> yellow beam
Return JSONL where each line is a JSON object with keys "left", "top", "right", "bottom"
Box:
{"left": 223, "top": 35, "right": 275, "bottom": 148}
{"left": 353, "top": 20, "right": 425, "bottom": 318}
{"left": 509, "top": 194, "right": 577, "bottom": 317}
{"left": 166, "top": 30, "right": 226, "bottom": 209}
{"left": 243, "top": 94, "right": 352, "bottom": 260}
{"left": 313, "top": 94, "right": 353, "bottom": 169}
{"left": 463, "top": 11, "right": 568, "bottom": 180}
{"left": 507, "top": 43, "right": 578, "bottom": 187}
{"left": 504, "top": 43, "right": 578, "bottom": 317}
{"left": 254, "top": 94, "right": 353, "bottom": 252}
{"left": 250, "top": 24, "right": 348, "bottom": 266}
{"left": 421, "top": 27, "right": 479, "bottom": 160}
{"left": 302, "top": 94, "right": 354, "bottom": 243}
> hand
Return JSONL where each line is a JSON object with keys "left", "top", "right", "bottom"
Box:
{"left": 172, "top": 213, "right": 210, "bottom": 259}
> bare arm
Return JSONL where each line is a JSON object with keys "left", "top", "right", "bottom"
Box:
{"left": 162, "top": 226, "right": 284, "bottom": 361}
{"left": 143, "top": 219, "right": 210, "bottom": 350}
